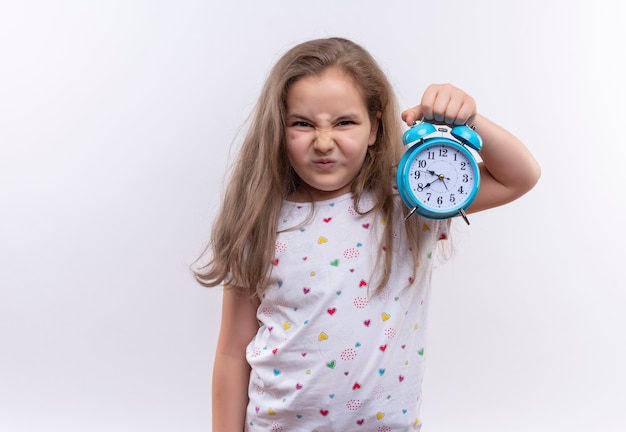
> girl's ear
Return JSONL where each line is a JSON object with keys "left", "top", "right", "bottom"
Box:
{"left": 368, "top": 112, "right": 382, "bottom": 146}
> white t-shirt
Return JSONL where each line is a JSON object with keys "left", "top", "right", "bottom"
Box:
{"left": 245, "top": 192, "right": 448, "bottom": 432}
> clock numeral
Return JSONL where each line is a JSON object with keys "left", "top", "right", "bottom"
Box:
{"left": 449, "top": 194, "right": 456, "bottom": 203}
{"left": 412, "top": 170, "right": 421, "bottom": 180}
{"left": 437, "top": 196, "right": 444, "bottom": 205}
{"left": 426, "top": 192, "right": 432, "bottom": 202}
{"left": 459, "top": 161, "right": 466, "bottom": 170}
{"left": 438, "top": 148, "right": 448, "bottom": 157}
{"left": 462, "top": 174, "right": 470, "bottom": 183}
{"left": 457, "top": 185, "right": 464, "bottom": 194}
{"left": 417, "top": 160, "right": 427, "bottom": 168}
{"left": 426, "top": 151, "right": 435, "bottom": 160}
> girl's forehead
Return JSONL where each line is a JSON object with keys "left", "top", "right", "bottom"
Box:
{"left": 290, "top": 67, "right": 359, "bottom": 91}
{"left": 286, "top": 68, "right": 368, "bottom": 112}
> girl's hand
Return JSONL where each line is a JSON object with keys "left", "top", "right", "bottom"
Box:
{"left": 401, "top": 83, "right": 477, "bottom": 127}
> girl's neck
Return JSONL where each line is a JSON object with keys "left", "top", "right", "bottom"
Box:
{"left": 286, "top": 188, "right": 353, "bottom": 204}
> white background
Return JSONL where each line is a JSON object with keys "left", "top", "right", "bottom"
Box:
{"left": 1, "top": 1, "right": 624, "bottom": 431}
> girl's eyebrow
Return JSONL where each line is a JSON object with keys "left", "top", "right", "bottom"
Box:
{"left": 335, "top": 113, "right": 359, "bottom": 121}
{"left": 286, "top": 113, "right": 312, "bottom": 121}
{"left": 286, "top": 112, "right": 361, "bottom": 122}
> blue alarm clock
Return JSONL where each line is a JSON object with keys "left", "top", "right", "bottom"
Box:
{"left": 396, "top": 121, "right": 483, "bottom": 224}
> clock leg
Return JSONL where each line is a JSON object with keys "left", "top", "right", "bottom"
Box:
{"left": 459, "top": 209, "right": 470, "bottom": 225}
{"left": 404, "top": 206, "right": 418, "bottom": 221}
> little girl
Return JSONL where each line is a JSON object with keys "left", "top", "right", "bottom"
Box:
{"left": 195, "top": 37, "right": 540, "bottom": 431}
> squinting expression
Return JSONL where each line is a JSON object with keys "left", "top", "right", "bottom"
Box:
{"left": 285, "top": 67, "right": 378, "bottom": 202}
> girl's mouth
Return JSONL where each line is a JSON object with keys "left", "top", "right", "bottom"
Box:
{"left": 313, "top": 159, "right": 336, "bottom": 169}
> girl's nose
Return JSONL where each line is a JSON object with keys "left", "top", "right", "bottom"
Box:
{"left": 313, "top": 127, "right": 334, "bottom": 153}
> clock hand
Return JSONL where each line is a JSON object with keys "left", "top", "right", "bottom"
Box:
{"left": 418, "top": 169, "right": 437, "bottom": 177}
{"left": 436, "top": 173, "right": 450, "bottom": 190}
{"left": 425, "top": 173, "right": 451, "bottom": 189}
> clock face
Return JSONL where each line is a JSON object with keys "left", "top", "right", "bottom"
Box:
{"left": 406, "top": 142, "right": 478, "bottom": 212}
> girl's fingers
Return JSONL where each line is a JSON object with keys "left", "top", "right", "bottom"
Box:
{"left": 402, "top": 84, "right": 477, "bottom": 126}
{"left": 401, "top": 105, "right": 424, "bottom": 126}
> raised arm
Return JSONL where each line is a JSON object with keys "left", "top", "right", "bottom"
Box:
{"left": 401, "top": 83, "right": 541, "bottom": 213}
{"left": 212, "top": 286, "right": 259, "bottom": 431}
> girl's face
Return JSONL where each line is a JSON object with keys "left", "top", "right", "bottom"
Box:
{"left": 285, "top": 67, "right": 377, "bottom": 202}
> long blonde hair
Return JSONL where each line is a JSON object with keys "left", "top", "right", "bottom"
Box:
{"left": 193, "top": 37, "right": 422, "bottom": 295}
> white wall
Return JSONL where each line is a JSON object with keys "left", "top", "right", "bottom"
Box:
{"left": 1, "top": 1, "right": 624, "bottom": 431}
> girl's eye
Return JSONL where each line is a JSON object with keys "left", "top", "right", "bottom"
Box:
{"left": 293, "top": 121, "right": 312, "bottom": 128}
{"left": 337, "top": 120, "right": 355, "bottom": 126}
